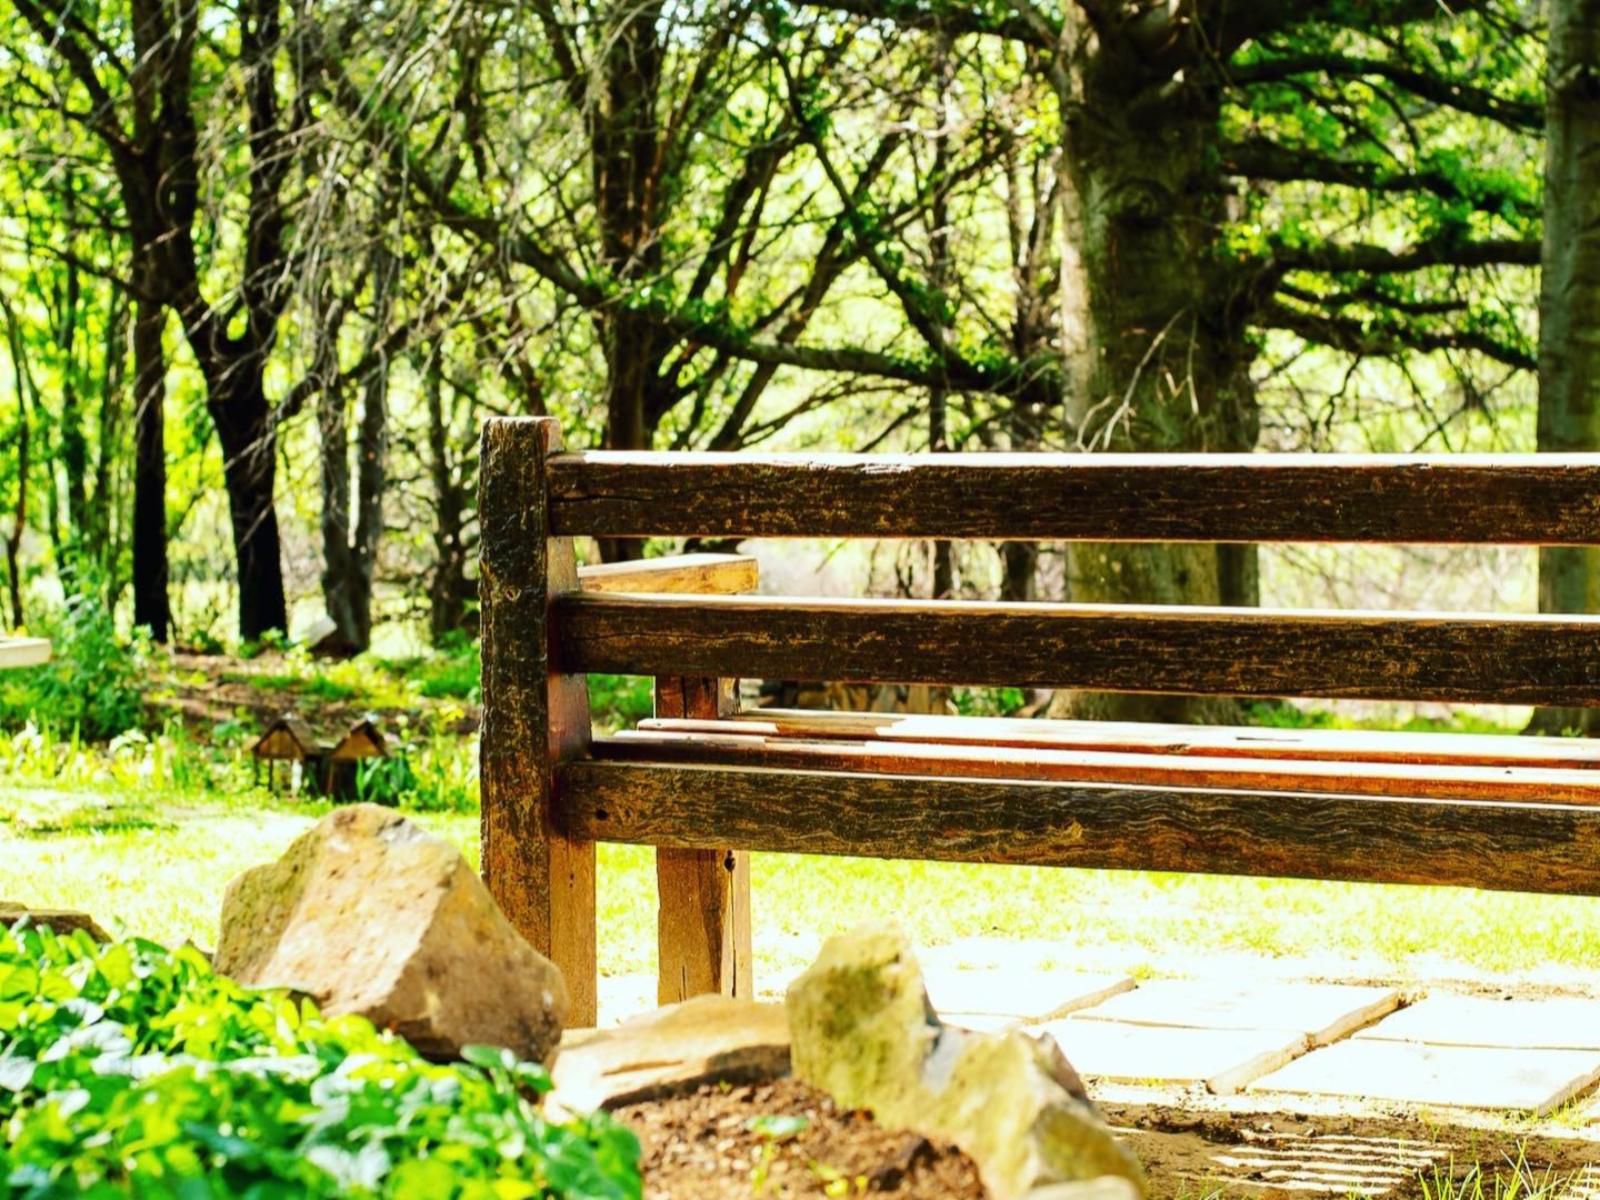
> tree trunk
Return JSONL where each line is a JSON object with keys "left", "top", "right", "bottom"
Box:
{"left": 1058, "top": 27, "right": 1258, "bottom": 724}
{"left": 208, "top": 361, "right": 287, "bottom": 641}
{"left": 1529, "top": 0, "right": 1600, "bottom": 736}
{"left": 318, "top": 248, "right": 394, "bottom": 652}
{"left": 425, "top": 345, "right": 475, "bottom": 643}
{"left": 3, "top": 310, "right": 28, "bottom": 630}
{"left": 591, "top": 0, "right": 666, "bottom": 564}
{"left": 57, "top": 253, "right": 89, "bottom": 551}
{"left": 131, "top": 297, "right": 172, "bottom": 642}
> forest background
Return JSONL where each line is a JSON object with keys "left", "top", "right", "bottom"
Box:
{"left": 0, "top": 0, "right": 1593, "bottom": 732}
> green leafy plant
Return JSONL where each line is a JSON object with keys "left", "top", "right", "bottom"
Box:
{"left": 0, "top": 923, "right": 641, "bottom": 1198}
{"left": 586, "top": 675, "right": 653, "bottom": 734}
{"left": 745, "top": 1114, "right": 808, "bottom": 1194}
{"left": 354, "top": 753, "right": 418, "bottom": 807}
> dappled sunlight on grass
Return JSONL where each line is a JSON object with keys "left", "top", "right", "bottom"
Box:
{"left": 12, "top": 785, "right": 1594, "bottom": 992}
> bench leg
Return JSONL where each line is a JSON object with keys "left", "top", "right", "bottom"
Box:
{"left": 480, "top": 417, "right": 598, "bottom": 1027}
{"left": 655, "top": 676, "right": 753, "bottom": 1004}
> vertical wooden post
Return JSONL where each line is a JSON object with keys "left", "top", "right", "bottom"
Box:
{"left": 479, "top": 417, "right": 598, "bottom": 1026}
{"left": 655, "top": 675, "right": 753, "bottom": 1005}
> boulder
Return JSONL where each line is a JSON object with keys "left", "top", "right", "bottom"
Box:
{"left": 0, "top": 902, "right": 109, "bottom": 942}
{"left": 551, "top": 994, "right": 789, "bottom": 1112}
{"left": 215, "top": 804, "right": 566, "bottom": 1064}
{"left": 787, "top": 922, "right": 1145, "bottom": 1200}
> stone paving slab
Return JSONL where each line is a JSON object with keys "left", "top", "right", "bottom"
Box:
{"left": 924, "top": 965, "right": 1134, "bottom": 1025}
{"left": 1075, "top": 980, "right": 1400, "bottom": 1045}
{"left": 1250, "top": 1039, "right": 1600, "bottom": 1115}
{"left": 1353, "top": 994, "right": 1600, "bottom": 1050}
{"left": 1040, "top": 1017, "right": 1308, "bottom": 1094}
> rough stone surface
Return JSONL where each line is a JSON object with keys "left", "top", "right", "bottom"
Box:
{"left": 786, "top": 922, "right": 1145, "bottom": 1200}
{"left": 0, "top": 902, "right": 109, "bottom": 941}
{"left": 215, "top": 804, "right": 566, "bottom": 1063}
{"left": 551, "top": 995, "right": 789, "bottom": 1112}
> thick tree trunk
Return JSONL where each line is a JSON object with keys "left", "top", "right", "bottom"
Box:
{"left": 1058, "top": 28, "right": 1258, "bottom": 724}
{"left": 131, "top": 297, "right": 171, "bottom": 642}
{"left": 1530, "top": 0, "right": 1600, "bottom": 736}
{"left": 208, "top": 362, "right": 287, "bottom": 641}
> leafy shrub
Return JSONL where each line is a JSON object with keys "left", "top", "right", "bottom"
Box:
{"left": 354, "top": 753, "right": 417, "bottom": 807}
{"left": 0, "top": 594, "right": 147, "bottom": 739}
{"left": 0, "top": 923, "right": 641, "bottom": 1198}
{"left": 587, "top": 675, "right": 653, "bottom": 734}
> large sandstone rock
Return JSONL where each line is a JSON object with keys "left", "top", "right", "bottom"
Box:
{"left": 0, "top": 902, "right": 109, "bottom": 941}
{"left": 787, "top": 922, "right": 1145, "bottom": 1200}
{"left": 551, "top": 994, "right": 789, "bottom": 1113}
{"left": 215, "top": 804, "right": 566, "bottom": 1064}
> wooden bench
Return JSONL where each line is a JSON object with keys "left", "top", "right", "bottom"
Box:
{"left": 478, "top": 416, "right": 1600, "bottom": 1026}
{"left": 0, "top": 639, "right": 50, "bottom": 671}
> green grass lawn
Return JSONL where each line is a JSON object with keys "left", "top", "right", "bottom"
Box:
{"left": 6, "top": 778, "right": 1599, "bottom": 993}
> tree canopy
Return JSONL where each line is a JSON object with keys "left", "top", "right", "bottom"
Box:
{"left": 0, "top": 0, "right": 1570, "bottom": 673}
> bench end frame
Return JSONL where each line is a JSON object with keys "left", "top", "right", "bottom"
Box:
{"left": 480, "top": 416, "right": 598, "bottom": 1026}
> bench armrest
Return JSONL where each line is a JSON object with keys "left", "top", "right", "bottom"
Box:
{"left": 0, "top": 638, "right": 50, "bottom": 670}
{"left": 577, "top": 552, "right": 758, "bottom": 596}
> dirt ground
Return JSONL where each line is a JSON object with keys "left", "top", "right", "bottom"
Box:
{"left": 615, "top": 1077, "right": 989, "bottom": 1199}
{"left": 614, "top": 1074, "right": 1600, "bottom": 1198}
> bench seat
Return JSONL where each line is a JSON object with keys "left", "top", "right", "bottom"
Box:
{"left": 598, "top": 715, "right": 1600, "bottom": 806}
{"left": 478, "top": 417, "right": 1600, "bottom": 1024}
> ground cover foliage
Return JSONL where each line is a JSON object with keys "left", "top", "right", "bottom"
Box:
{"left": 0, "top": 921, "right": 641, "bottom": 1199}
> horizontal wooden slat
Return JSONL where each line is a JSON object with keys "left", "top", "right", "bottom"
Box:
{"left": 546, "top": 452, "right": 1600, "bottom": 544}
{"left": 648, "top": 710, "right": 1600, "bottom": 769}
{"left": 0, "top": 638, "right": 50, "bottom": 670}
{"left": 554, "top": 594, "right": 1600, "bottom": 705}
{"left": 601, "top": 729, "right": 1600, "bottom": 806}
{"left": 577, "top": 553, "right": 758, "bottom": 595}
{"left": 557, "top": 760, "right": 1600, "bottom": 896}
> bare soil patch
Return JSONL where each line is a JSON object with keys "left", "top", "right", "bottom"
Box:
{"left": 614, "top": 1077, "right": 989, "bottom": 1199}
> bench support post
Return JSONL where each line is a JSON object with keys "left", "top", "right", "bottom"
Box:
{"left": 480, "top": 417, "right": 598, "bottom": 1026}
{"left": 655, "top": 675, "right": 753, "bottom": 1004}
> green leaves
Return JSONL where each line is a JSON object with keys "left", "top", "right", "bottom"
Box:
{"left": 0, "top": 923, "right": 642, "bottom": 1199}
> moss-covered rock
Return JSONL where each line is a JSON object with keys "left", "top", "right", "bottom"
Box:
{"left": 786, "top": 922, "right": 1145, "bottom": 1200}
{"left": 215, "top": 803, "right": 567, "bottom": 1064}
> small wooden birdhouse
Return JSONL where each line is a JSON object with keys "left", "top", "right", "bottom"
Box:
{"left": 251, "top": 713, "right": 327, "bottom": 793}
{"left": 328, "top": 718, "right": 387, "bottom": 763}
{"left": 322, "top": 717, "right": 389, "bottom": 798}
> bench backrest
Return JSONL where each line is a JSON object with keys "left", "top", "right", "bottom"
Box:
{"left": 477, "top": 416, "right": 1600, "bottom": 1023}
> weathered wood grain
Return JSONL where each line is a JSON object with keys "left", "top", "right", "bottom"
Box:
{"left": 601, "top": 729, "right": 1600, "bottom": 806}
{"left": 0, "top": 638, "right": 50, "bottom": 670}
{"left": 479, "top": 417, "right": 598, "bottom": 1026}
{"left": 578, "top": 553, "right": 759, "bottom": 596}
{"left": 646, "top": 710, "right": 1600, "bottom": 769}
{"left": 653, "top": 676, "right": 753, "bottom": 1006}
{"left": 559, "top": 760, "right": 1600, "bottom": 897}
{"left": 546, "top": 452, "right": 1600, "bottom": 544}
{"left": 554, "top": 593, "right": 1600, "bottom": 705}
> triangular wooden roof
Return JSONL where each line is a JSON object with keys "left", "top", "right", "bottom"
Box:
{"left": 252, "top": 713, "right": 321, "bottom": 759}
{"left": 327, "top": 717, "right": 387, "bottom": 760}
